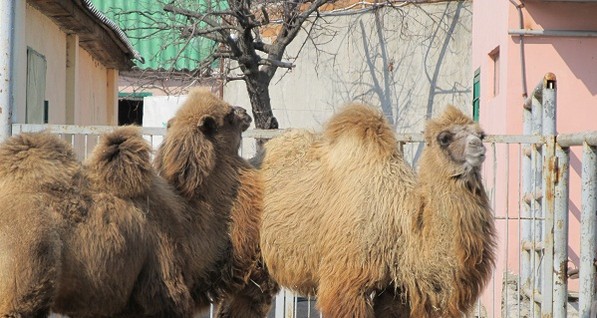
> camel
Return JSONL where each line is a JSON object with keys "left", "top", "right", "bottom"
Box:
{"left": 0, "top": 126, "right": 195, "bottom": 317}
{"left": 254, "top": 104, "right": 497, "bottom": 317}
{"left": 153, "top": 88, "right": 278, "bottom": 317}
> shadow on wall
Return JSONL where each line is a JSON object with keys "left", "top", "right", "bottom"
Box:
{"left": 323, "top": 1, "right": 472, "bottom": 164}
{"left": 522, "top": 2, "right": 597, "bottom": 96}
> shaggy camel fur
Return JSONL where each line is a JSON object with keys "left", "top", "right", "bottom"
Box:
{"left": 154, "top": 88, "right": 277, "bottom": 317}
{"left": 255, "top": 104, "right": 496, "bottom": 317}
{"left": 0, "top": 126, "right": 195, "bottom": 317}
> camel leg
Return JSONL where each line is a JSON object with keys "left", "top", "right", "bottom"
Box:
{"left": 316, "top": 281, "right": 374, "bottom": 318}
{"left": 373, "top": 289, "right": 410, "bottom": 318}
{"left": 0, "top": 210, "right": 59, "bottom": 318}
{"left": 0, "top": 246, "right": 57, "bottom": 317}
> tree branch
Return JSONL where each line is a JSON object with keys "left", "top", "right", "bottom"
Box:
{"left": 257, "top": 58, "right": 294, "bottom": 69}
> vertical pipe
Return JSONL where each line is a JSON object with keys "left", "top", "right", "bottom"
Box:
{"left": 579, "top": 143, "right": 597, "bottom": 318}
{"left": 521, "top": 99, "right": 533, "bottom": 295}
{"left": 0, "top": 0, "right": 15, "bottom": 141}
{"left": 553, "top": 144, "right": 569, "bottom": 318}
{"left": 541, "top": 73, "right": 557, "bottom": 317}
{"left": 541, "top": 138, "right": 556, "bottom": 317}
{"left": 531, "top": 88, "right": 543, "bottom": 318}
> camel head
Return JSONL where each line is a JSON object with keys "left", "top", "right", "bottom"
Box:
{"left": 423, "top": 105, "right": 486, "bottom": 179}
{"left": 155, "top": 88, "right": 252, "bottom": 198}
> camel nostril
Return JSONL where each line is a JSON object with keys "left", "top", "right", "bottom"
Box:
{"left": 468, "top": 136, "right": 483, "bottom": 147}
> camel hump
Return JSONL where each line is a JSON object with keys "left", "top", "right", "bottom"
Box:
{"left": 85, "top": 125, "right": 154, "bottom": 198}
{"left": 323, "top": 103, "right": 398, "bottom": 158}
{"left": 0, "top": 132, "right": 79, "bottom": 181}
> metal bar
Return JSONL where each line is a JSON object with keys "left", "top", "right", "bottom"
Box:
{"left": 497, "top": 216, "right": 546, "bottom": 221}
{"left": 541, "top": 73, "right": 557, "bottom": 317}
{"left": 557, "top": 131, "right": 597, "bottom": 147}
{"left": 553, "top": 144, "right": 569, "bottom": 318}
{"left": 524, "top": 80, "right": 544, "bottom": 110}
{"left": 541, "top": 138, "right": 556, "bottom": 317}
{"left": 518, "top": 144, "right": 523, "bottom": 318}
{"left": 0, "top": 0, "right": 15, "bottom": 141}
{"left": 491, "top": 142, "right": 497, "bottom": 316}
{"left": 531, "top": 83, "right": 543, "bottom": 318}
{"left": 12, "top": 123, "right": 167, "bottom": 136}
{"left": 509, "top": 29, "right": 597, "bottom": 38}
{"left": 504, "top": 143, "right": 510, "bottom": 318}
{"left": 10, "top": 124, "right": 551, "bottom": 145}
{"left": 579, "top": 143, "right": 597, "bottom": 318}
{"left": 522, "top": 96, "right": 533, "bottom": 305}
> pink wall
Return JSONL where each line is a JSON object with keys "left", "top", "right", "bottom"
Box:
{"left": 473, "top": 0, "right": 597, "bottom": 312}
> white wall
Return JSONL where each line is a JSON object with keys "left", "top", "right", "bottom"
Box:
{"left": 224, "top": 1, "right": 472, "bottom": 138}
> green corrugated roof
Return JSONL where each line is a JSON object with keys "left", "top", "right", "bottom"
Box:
{"left": 91, "top": 0, "right": 223, "bottom": 71}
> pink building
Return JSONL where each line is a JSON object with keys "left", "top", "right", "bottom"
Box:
{"left": 473, "top": 0, "right": 597, "bottom": 316}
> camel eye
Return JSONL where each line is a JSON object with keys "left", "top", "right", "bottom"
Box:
{"left": 479, "top": 133, "right": 486, "bottom": 140}
{"left": 437, "top": 131, "right": 452, "bottom": 147}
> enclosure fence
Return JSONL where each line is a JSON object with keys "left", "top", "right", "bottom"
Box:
{"left": 12, "top": 73, "right": 597, "bottom": 318}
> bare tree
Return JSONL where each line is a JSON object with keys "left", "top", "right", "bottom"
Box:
{"left": 115, "top": 0, "right": 340, "bottom": 130}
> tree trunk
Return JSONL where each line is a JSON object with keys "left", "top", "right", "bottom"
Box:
{"left": 244, "top": 73, "right": 278, "bottom": 150}
{"left": 245, "top": 74, "right": 278, "bottom": 130}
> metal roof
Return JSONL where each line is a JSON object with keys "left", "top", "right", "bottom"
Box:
{"left": 91, "top": 0, "right": 220, "bottom": 71}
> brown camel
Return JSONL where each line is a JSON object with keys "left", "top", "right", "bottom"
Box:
{"left": 154, "top": 88, "right": 278, "bottom": 317}
{"left": 0, "top": 126, "right": 194, "bottom": 317}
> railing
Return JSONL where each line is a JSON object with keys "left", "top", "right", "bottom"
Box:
{"left": 12, "top": 73, "right": 597, "bottom": 318}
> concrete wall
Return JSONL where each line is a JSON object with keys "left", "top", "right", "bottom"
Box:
{"left": 224, "top": 1, "right": 472, "bottom": 141}
{"left": 76, "top": 48, "right": 110, "bottom": 125}
{"left": 13, "top": 2, "right": 118, "bottom": 125}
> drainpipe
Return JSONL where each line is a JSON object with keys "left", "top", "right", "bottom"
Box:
{"left": 0, "top": 0, "right": 15, "bottom": 141}
{"left": 509, "top": 0, "right": 528, "bottom": 99}
{"left": 509, "top": 29, "right": 597, "bottom": 38}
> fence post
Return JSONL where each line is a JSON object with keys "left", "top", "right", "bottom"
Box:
{"left": 521, "top": 78, "right": 544, "bottom": 317}
{"left": 579, "top": 143, "right": 597, "bottom": 318}
{"left": 553, "top": 143, "right": 569, "bottom": 318}
{"left": 531, "top": 81, "right": 544, "bottom": 318}
{"left": 541, "top": 73, "right": 557, "bottom": 317}
{"left": 0, "top": 0, "right": 15, "bottom": 141}
{"left": 274, "top": 289, "right": 297, "bottom": 318}
{"left": 521, "top": 91, "right": 533, "bottom": 310}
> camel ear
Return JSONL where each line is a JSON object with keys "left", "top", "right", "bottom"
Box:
{"left": 198, "top": 115, "right": 217, "bottom": 135}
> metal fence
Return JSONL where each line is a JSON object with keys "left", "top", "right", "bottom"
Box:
{"left": 13, "top": 73, "right": 597, "bottom": 318}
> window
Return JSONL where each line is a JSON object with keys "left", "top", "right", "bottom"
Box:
{"left": 118, "top": 92, "right": 152, "bottom": 126}
{"left": 489, "top": 47, "right": 500, "bottom": 97}
{"left": 118, "top": 99, "right": 144, "bottom": 126}
{"left": 26, "top": 48, "right": 48, "bottom": 123}
{"left": 472, "top": 68, "right": 480, "bottom": 122}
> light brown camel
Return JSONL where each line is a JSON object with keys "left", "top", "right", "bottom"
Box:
{"left": 254, "top": 104, "right": 496, "bottom": 317}
{"left": 153, "top": 88, "right": 278, "bottom": 317}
